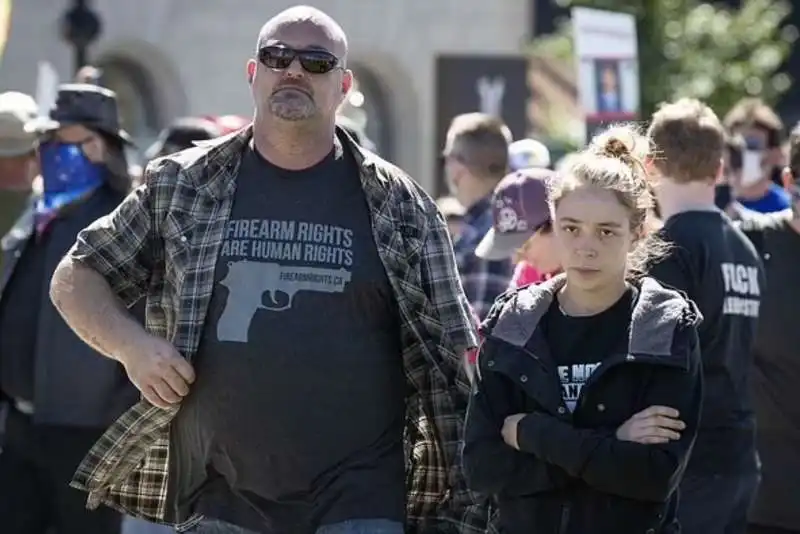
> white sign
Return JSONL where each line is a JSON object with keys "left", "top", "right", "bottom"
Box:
{"left": 572, "top": 7, "right": 640, "bottom": 138}
{"left": 35, "top": 61, "right": 59, "bottom": 118}
{"left": 476, "top": 76, "right": 506, "bottom": 117}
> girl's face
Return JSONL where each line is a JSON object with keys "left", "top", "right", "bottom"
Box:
{"left": 519, "top": 223, "right": 560, "bottom": 274}
{"left": 552, "top": 185, "right": 638, "bottom": 292}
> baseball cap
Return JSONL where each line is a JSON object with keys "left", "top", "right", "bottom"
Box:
{"left": 509, "top": 138, "right": 551, "bottom": 171}
{"left": 0, "top": 91, "right": 38, "bottom": 157}
{"left": 476, "top": 168, "right": 553, "bottom": 260}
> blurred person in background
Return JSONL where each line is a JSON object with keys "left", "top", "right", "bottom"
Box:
{"left": 475, "top": 168, "right": 559, "bottom": 289}
{"left": 443, "top": 112, "right": 514, "bottom": 319}
{"left": 212, "top": 114, "right": 250, "bottom": 136}
{"left": 0, "top": 91, "right": 38, "bottom": 248}
{"left": 503, "top": 139, "right": 554, "bottom": 286}
{"left": 723, "top": 98, "right": 789, "bottom": 213}
{"left": 647, "top": 98, "right": 763, "bottom": 534}
{"left": 75, "top": 65, "right": 103, "bottom": 85}
{"left": 0, "top": 84, "right": 138, "bottom": 534}
{"left": 717, "top": 134, "right": 786, "bottom": 220}
{"left": 144, "top": 116, "right": 223, "bottom": 162}
{"left": 508, "top": 138, "right": 551, "bottom": 171}
{"left": 51, "top": 6, "right": 485, "bottom": 534}
{"left": 335, "top": 114, "right": 377, "bottom": 153}
{"left": 735, "top": 122, "right": 800, "bottom": 534}
{"left": 436, "top": 195, "right": 466, "bottom": 241}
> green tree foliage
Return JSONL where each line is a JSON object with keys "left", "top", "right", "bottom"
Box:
{"left": 531, "top": 0, "right": 796, "bottom": 117}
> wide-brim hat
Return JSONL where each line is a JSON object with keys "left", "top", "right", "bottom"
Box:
{"left": 0, "top": 91, "right": 39, "bottom": 157}
{"left": 24, "top": 83, "right": 134, "bottom": 145}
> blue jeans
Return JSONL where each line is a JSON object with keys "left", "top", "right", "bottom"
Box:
{"left": 188, "top": 518, "right": 404, "bottom": 534}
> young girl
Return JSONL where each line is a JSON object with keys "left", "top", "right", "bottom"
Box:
{"left": 510, "top": 222, "right": 561, "bottom": 287}
{"left": 462, "top": 127, "right": 704, "bottom": 534}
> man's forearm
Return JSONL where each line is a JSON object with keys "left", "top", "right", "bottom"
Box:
{"left": 50, "top": 257, "right": 147, "bottom": 364}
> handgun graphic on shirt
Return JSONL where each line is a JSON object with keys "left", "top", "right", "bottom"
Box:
{"left": 217, "top": 260, "right": 352, "bottom": 343}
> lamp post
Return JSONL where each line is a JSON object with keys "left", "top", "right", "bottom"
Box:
{"left": 60, "top": 0, "right": 101, "bottom": 75}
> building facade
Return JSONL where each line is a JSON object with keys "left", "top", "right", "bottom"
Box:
{"left": 1, "top": 0, "right": 530, "bottom": 192}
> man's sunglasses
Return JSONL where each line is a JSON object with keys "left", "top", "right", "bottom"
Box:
{"left": 258, "top": 46, "right": 340, "bottom": 74}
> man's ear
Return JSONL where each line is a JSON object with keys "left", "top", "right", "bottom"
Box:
{"left": 246, "top": 60, "right": 256, "bottom": 84}
{"left": 341, "top": 69, "right": 353, "bottom": 95}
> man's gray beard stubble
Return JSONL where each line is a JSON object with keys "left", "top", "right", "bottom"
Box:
{"left": 269, "top": 91, "right": 316, "bottom": 122}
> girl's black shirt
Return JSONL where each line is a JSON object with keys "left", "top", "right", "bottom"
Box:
{"left": 541, "top": 287, "right": 638, "bottom": 412}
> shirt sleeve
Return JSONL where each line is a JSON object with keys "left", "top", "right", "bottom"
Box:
{"left": 420, "top": 205, "right": 480, "bottom": 354}
{"left": 66, "top": 165, "right": 164, "bottom": 307}
{"left": 647, "top": 239, "right": 695, "bottom": 296}
{"left": 460, "top": 255, "right": 513, "bottom": 320}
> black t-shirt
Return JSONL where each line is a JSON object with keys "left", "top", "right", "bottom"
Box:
{"left": 542, "top": 287, "right": 636, "bottom": 412}
{"left": 738, "top": 213, "right": 800, "bottom": 529}
{"left": 648, "top": 210, "right": 763, "bottom": 475}
{"left": 176, "top": 140, "right": 406, "bottom": 533}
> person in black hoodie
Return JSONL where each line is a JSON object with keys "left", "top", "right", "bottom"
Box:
{"left": 463, "top": 126, "right": 704, "bottom": 534}
{"left": 647, "top": 98, "right": 764, "bottom": 534}
{"left": 736, "top": 122, "right": 800, "bottom": 534}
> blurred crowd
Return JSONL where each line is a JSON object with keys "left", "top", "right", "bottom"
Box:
{"left": 0, "top": 6, "right": 797, "bottom": 534}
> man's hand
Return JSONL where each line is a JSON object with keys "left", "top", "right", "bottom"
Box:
{"left": 616, "top": 405, "right": 685, "bottom": 444}
{"left": 502, "top": 413, "right": 527, "bottom": 450}
{"left": 119, "top": 335, "right": 195, "bottom": 409}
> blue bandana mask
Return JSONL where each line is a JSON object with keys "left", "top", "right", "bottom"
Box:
{"left": 37, "top": 142, "right": 104, "bottom": 214}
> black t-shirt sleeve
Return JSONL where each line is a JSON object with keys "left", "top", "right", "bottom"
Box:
{"left": 736, "top": 210, "right": 788, "bottom": 256}
{"left": 648, "top": 244, "right": 695, "bottom": 296}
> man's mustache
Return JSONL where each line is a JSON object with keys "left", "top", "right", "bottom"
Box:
{"left": 273, "top": 83, "right": 313, "bottom": 96}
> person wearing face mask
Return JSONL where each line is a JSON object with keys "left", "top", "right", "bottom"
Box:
{"left": 723, "top": 98, "right": 790, "bottom": 214}
{"left": 735, "top": 122, "right": 800, "bottom": 534}
{"left": 0, "top": 92, "right": 39, "bottom": 248}
{"left": 0, "top": 84, "right": 138, "bottom": 534}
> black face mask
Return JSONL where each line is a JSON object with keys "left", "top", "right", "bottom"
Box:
{"left": 715, "top": 183, "right": 733, "bottom": 210}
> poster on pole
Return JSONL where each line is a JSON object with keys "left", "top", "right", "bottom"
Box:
{"left": 572, "top": 7, "right": 639, "bottom": 142}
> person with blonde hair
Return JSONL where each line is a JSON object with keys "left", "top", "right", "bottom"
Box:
{"left": 463, "top": 125, "right": 703, "bottom": 534}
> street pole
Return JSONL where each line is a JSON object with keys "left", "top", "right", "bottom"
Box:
{"left": 61, "top": 0, "right": 101, "bottom": 76}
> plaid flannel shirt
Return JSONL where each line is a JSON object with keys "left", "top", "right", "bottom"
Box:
{"left": 452, "top": 198, "right": 513, "bottom": 321}
{"left": 66, "top": 126, "right": 489, "bottom": 533}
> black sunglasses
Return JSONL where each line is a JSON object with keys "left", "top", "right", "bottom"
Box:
{"left": 258, "top": 46, "right": 340, "bottom": 74}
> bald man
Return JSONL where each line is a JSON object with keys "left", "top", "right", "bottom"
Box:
{"left": 51, "top": 6, "right": 487, "bottom": 534}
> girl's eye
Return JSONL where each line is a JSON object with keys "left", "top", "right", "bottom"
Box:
{"left": 600, "top": 229, "right": 616, "bottom": 238}
{"left": 563, "top": 225, "right": 578, "bottom": 234}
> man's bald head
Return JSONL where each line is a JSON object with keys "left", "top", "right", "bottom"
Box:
{"left": 257, "top": 6, "right": 348, "bottom": 65}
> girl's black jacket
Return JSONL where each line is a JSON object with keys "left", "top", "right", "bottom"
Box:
{"left": 462, "top": 275, "right": 704, "bottom": 534}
